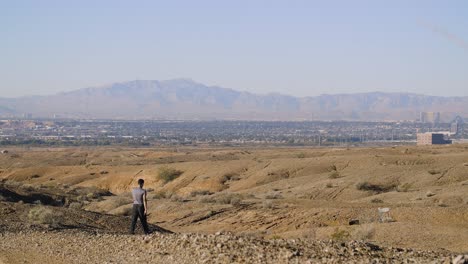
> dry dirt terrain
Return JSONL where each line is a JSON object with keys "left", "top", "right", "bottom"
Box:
{"left": 1, "top": 144, "right": 467, "bottom": 263}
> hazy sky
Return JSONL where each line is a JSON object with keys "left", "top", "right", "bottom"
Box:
{"left": 1, "top": 0, "right": 467, "bottom": 98}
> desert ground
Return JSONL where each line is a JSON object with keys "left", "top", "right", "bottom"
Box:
{"left": 1, "top": 144, "right": 467, "bottom": 263}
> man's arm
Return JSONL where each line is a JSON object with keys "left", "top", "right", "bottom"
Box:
{"left": 143, "top": 190, "right": 148, "bottom": 215}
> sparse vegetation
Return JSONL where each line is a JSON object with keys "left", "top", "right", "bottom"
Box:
{"left": 28, "top": 206, "right": 62, "bottom": 226}
{"left": 328, "top": 171, "right": 340, "bottom": 179}
{"left": 352, "top": 225, "right": 375, "bottom": 241}
{"left": 190, "top": 190, "right": 212, "bottom": 197}
{"left": 158, "top": 166, "right": 184, "bottom": 184}
{"left": 397, "top": 183, "right": 412, "bottom": 192}
{"left": 262, "top": 200, "right": 273, "bottom": 209}
{"left": 69, "top": 202, "right": 82, "bottom": 210}
{"left": 296, "top": 152, "right": 306, "bottom": 159}
{"left": 220, "top": 172, "right": 241, "bottom": 184}
{"left": 330, "top": 228, "right": 350, "bottom": 241}
{"left": 170, "top": 195, "right": 185, "bottom": 203}
{"left": 265, "top": 192, "right": 283, "bottom": 199}
{"left": 200, "top": 193, "right": 244, "bottom": 206}
{"left": 326, "top": 182, "right": 334, "bottom": 188}
{"left": 370, "top": 198, "right": 383, "bottom": 203}
{"left": 356, "top": 182, "right": 397, "bottom": 193}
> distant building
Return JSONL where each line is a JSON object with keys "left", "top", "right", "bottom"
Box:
{"left": 450, "top": 116, "right": 464, "bottom": 136}
{"left": 417, "top": 132, "right": 452, "bottom": 145}
{"left": 420, "top": 112, "right": 440, "bottom": 124}
{"left": 22, "top": 113, "right": 33, "bottom": 119}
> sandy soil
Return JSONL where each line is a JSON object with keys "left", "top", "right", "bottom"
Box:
{"left": 0, "top": 144, "right": 467, "bottom": 263}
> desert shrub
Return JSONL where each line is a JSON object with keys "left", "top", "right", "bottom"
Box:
{"left": 28, "top": 206, "right": 62, "bottom": 226}
{"left": 428, "top": 169, "right": 440, "bottom": 175}
{"left": 301, "top": 228, "right": 317, "bottom": 240}
{"left": 265, "top": 193, "right": 283, "bottom": 199}
{"left": 109, "top": 205, "right": 133, "bottom": 216}
{"left": 352, "top": 225, "right": 375, "bottom": 241}
{"left": 153, "top": 190, "right": 178, "bottom": 199}
{"left": 296, "top": 153, "right": 306, "bottom": 159}
{"left": 170, "top": 195, "right": 184, "bottom": 202}
{"left": 158, "top": 167, "right": 183, "bottom": 184}
{"left": 5, "top": 180, "right": 22, "bottom": 189}
{"left": 437, "top": 200, "right": 448, "bottom": 207}
{"left": 199, "top": 196, "right": 215, "bottom": 203}
{"left": 262, "top": 200, "right": 273, "bottom": 209}
{"left": 68, "top": 202, "right": 82, "bottom": 210}
{"left": 328, "top": 171, "right": 340, "bottom": 179}
{"left": 21, "top": 184, "right": 35, "bottom": 192}
{"left": 200, "top": 193, "right": 243, "bottom": 206}
{"left": 218, "top": 193, "right": 242, "bottom": 205}
{"left": 220, "top": 173, "right": 240, "bottom": 184}
{"left": 370, "top": 198, "right": 383, "bottom": 203}
{"left": 326, "top": 182, "right": 334, "bottom": 188}
{"left": 396, "top": 183, "right": 412, "bottom": 192}
{"left": 190, "top": 190, "right": 213, "bottom": 197}
{"left": 356, "top": 182, "right": 396, "bottom": 193}
{"left": 330, "top": 228, "right": 350, "bottom": 241}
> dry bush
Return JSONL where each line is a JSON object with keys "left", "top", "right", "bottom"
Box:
{"left": 68, "top": 202, "right": 82, "bottom": 210}
{"left": 21, "top": 184, "right": 36, "bottom": 192}
{"left": 370, "top": 198, "right": 383, "bottom": 203}
{"left": 217, "top": 193, "right": 242, "bottom": 205}
{"left": 104, "top": 196, "right": 132, "bottom": 211}
{"left": 190, "top": 190, "right": 212, "bottom": 197}
{"left": 28, "top": 206, "right": 62, "bottom": 226}
{"left": 397, "top": 183, "right": 412, "bottom": 192}
{"left": 328, "top": 171, "right": 340, "bottom": 179}
{"left": 220, "top": 173, "right": 241, "bottom": 184}
{"left": 265, "top": 193, "right": 283, "bottom": 199}
{"left": 330, "top": 228, "right": 350, "bottom": 241}
{"left": 200, "top": 193, "right": 244, "bottom": 206}
{"left": 158, "top": 166, "right": 183, "bottom": 184}
{"left": 109, "top": 205, "right": 132, "bottom": 216}
{"left": 296, "top": 153, "right": 306, "bottom": 159}
{"left": 326, "top": 182, "right": 334, "bottom": 188}
{"left": 352, "top": 225, "right": 375, "bottom": 241}
{"left": 5, "top": 180, "right": 22, "bottom": 189}
{"left": 170, "top": 195, "right": 185, "bottom": 202}
{"left": 301, "top": 228, "right": 317, "bottom": 240}
{"left": 262, "top": 200, "right": 273, "bottom": 209}
{"left": 356, "top": 182, "right": 397, "bottom": 193}
{"left": 152, "top": 190, "right": 173, "bottom": 199}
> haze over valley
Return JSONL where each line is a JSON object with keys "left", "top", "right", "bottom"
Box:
{"left": 1, "top": 79, "right": 467, "bottom": 121}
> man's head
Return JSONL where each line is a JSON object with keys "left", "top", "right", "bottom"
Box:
{"left": 137, "top": 179, "right": 144, "bottom": 187}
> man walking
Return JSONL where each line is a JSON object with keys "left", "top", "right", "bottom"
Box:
{"left": 130, "top": 179, "right": 150, "bottom": 235}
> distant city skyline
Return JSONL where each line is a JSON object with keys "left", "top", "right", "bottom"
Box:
{"left": 1, "top": 0, "right": 467, "bottom": 98}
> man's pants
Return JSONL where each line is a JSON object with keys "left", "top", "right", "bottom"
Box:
{"left": 130, "top": 204, "right": 150, "bottom": 234}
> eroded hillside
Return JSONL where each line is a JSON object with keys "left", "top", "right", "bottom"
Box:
{"left": 1, "top": 144, "right": 467, "bottom": 253}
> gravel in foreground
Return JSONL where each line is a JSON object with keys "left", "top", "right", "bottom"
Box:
{"left": 1, "top": 230, "right": 466, "bottom": 264}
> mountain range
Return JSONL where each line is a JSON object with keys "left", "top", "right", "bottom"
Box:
{"left": 1, "top": 79, "right": 467, "bottom": 121}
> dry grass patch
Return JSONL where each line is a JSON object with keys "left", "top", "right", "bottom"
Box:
{"left": 356, "top": 182, "right": 397, "bottom": 194}
{"left": 28, "top": 206, "right": 62, "bottom": 227}
{"left": 352, "top": 225, "right": 375, "bottom": 241}
{"left": 158, "top": 166, "right": 184, "bottom": 184}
